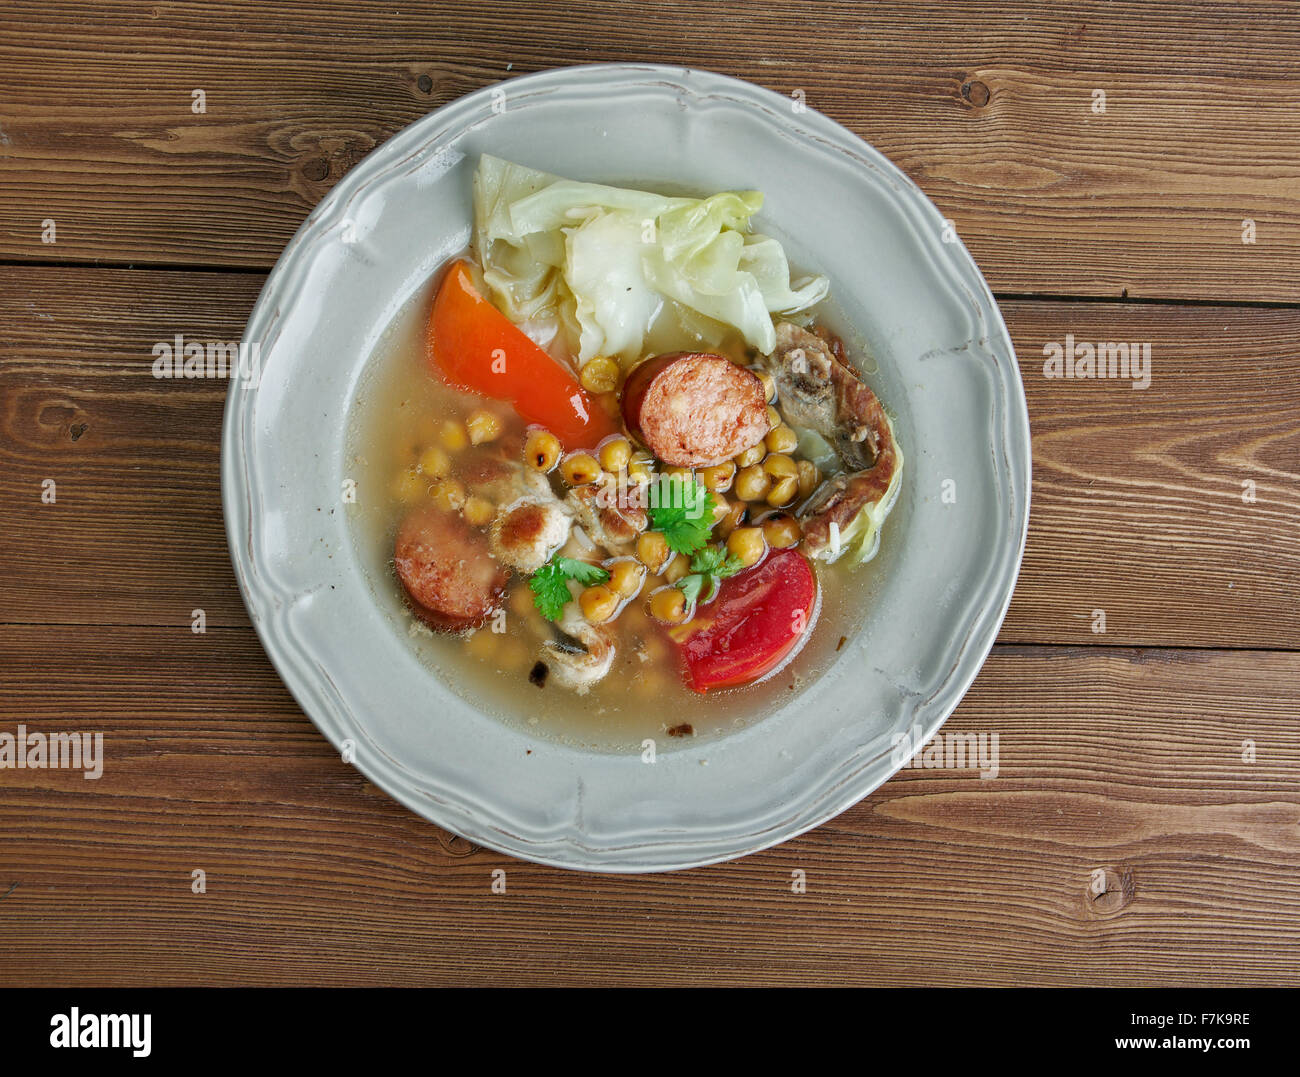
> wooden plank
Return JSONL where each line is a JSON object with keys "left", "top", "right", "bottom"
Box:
{"left": 0, "top": 1, "right": 1298, "bottom": 300}
{"left": 1007, "top": 300, "right": 1300, "bottom": 648}
{"left": 2, "top": 267, "right": 1296, "bottom": 646}
{"left": 0, "top": 268, "right": 262, "bottom": 629}
{"left": 0, "top": 629, "right": 1295, "bottom": 986}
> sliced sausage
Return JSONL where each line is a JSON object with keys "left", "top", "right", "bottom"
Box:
{"left": 622, "top": 352, "right": 768, "bottom": 467}
{"left": 394, "top": 504, "right": 507, "bottom": 631}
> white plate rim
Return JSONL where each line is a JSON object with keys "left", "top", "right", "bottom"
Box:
{"left": 221, "top": 63, "right": 1032, "bottom": 873}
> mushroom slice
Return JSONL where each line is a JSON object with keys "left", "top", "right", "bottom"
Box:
{"left": 541, "top": 605, "right": 616, "bottom": 693}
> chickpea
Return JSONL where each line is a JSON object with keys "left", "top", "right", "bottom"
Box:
{"left": 607, "top": 558, "right": 646, "bottom": 599}
{"left": 391, "top": 467, "right": 426, "bottom": 503}
{"left": 734, "top": 442, "right": 765, "bottom": 468}
{"left": 648, "top": 585, "right": 690, "bottom": 625}
{"left": 466, "top": 628, "right": 498, "bottom": 660}
{"left": 595, "top": 391, "right": 621, "bottom": 420}
{"left": 509, "top": 584, "right": 537, "bottom": 619}
{"left": 717, "top": 499, "right": 748, "bottom": 539}
{"left": 726, "top": 526, "right": 767, "bottom": 568}
{"left": 765, "top": 424, "right": 799, "bottom": 455}
{"left": 416, "top": 415, "right": 439, "bottom": 443}
{"left": 463, "top": 495, "right": 495, "bottom": 527}
{"left": 763, "top": 453, "right": 798, "bottom": 481}
{"left": 797, "top": 459, "right": 820, "bottom": 499}
{"left": 756, "top": 369, "right": 777, "bottom": 403}
{"left": 439, "top": 419, "right": 469, "bottom": 452}
{"left": 466, "top": 409, "right": 503, "bottom": 445}
{"left": 661, "top": 465, "right": 693, "bottom": 482}
{"left": 762, "top": 512, "right": 802, "bottom": 549}
{"left": 430, "top": 477, "right": 467, "bottom": 512}
{"left": 734, "top": 463, "right": 772, "bottom": 502}
{"left": 560, "top": 451, "right": 602, "bottom": 486}
{"left": 497, "top": 635, "right": 530, "bottom": 671}
{"left": 633, "top": 668, "right": 669, "bottom": 696}
{"left": 765, "top": 404, "right": 781, "bottom": 430}
{"left": 524, "top": 428, "right": 561, "bottom": 472}
{"left": 710, "top": 496, "right": 733, "bottom": 528}
{"left": 636, "top": 531, "right": 672, "bottom": 573}
{"left": 699, "top": 461, "right": 736, "bottom": 493}
{"left": 639, "top": 631, "right": 669, "bottom": 664}
{"left": 580, "top": 356, "right": 621, "bottom": 394}
{"left": 767, "top": 476, "right": 799, "bottom": 508}
{"left": 664, "top": 552, "right": 690, "bottom": 584}
{"left": 418, "top": 445, "right": 452, "bottom": 478}
{"left": 579, "top": 584, "right": 620, "bottom": 624}
{"left": 598, "top": 436, "right": 632, "bottom": 473}
{"left": 627, "top": 458, "right": 655, "bottom": 486}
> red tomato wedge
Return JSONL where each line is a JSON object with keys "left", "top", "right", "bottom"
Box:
{"left": 668, "top": 549, "right": 819, "bottom": 693}
{"left": 426, "top": 260, "right": 615, "bottom": 449}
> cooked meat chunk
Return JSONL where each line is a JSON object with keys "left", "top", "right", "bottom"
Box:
{"left": 764, "top": 321, "right": 888, "bottom": 472}
{"left": 460, "top": 451, "right": 553, "bottom": 502}
{"left": 490, "top": 496, "right": 572, "bottom": 574}
{"left": 566, "top": 474, "right": 647, "bottom": 554}
{"left": 542, "top": 605, "right": 616, "bottom": 693}
{"left": 763, "top": 322, "right": 900, "bottom": 560}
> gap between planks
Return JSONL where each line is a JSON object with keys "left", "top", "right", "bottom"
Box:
{"left": 3, "top": 258, "right": 1300, "bottom": 312}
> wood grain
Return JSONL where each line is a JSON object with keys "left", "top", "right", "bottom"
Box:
{"left": 0, "top": 630, "right": 1295, "bottom": 987}
{"left": 1008, "top": 301, "right": 1300, "bottom": 649}
{"left": 0, "top": 1, "right": 1298, "bottom": 300}
{"left": 1, "top": 3, "right": 1298, "bottom": 992}
{"left": 0, "top": 268, "right": 261, "bottom": 630}
{"left": 1, "top": 267, "right": 1296, "bottom": 646}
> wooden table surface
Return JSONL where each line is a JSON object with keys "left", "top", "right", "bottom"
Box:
{"left": 2, "top": 1, "right": 1298, "bottom": 987}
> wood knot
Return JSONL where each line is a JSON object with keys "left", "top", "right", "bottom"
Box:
{"left": 1086, "top": 865, "right": 1135, "bottom": 916}
{"left": 960, "top": 79, "right": 990, "bottom": 107}
{"left": 417, "top": 74, "right": 434, "bottom": 94}
{"left": 435, "top": 831, "right": 480, "bottom": 858}
{"left": 69, "top": 422, "right": 88, "bottom": 442}
{"left": 37, "top": 400, "right": 80, "bottom": 436}
{"left": 302, "top": 157, "right": 329, "bottom": 183}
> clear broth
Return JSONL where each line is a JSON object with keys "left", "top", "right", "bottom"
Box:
{"left": 345, "top": 272, "right": 892, "bottom": 752}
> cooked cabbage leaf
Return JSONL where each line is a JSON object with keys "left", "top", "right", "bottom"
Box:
{"left": 471, "top": 154, "right": 829, "bottom": 362}
{"left": 565, "top": 210, "right": 665, "bottom": 361}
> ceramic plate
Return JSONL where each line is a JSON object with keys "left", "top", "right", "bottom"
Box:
{"left": 221, "top": 63, "right": 1030, "bottom": 872}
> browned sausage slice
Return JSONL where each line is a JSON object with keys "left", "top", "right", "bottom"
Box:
{"left": 393, "top": 504, "right": 507, "bottom": 631}
{"left": 622, "top": 352, "right": 768, "bottom": 468}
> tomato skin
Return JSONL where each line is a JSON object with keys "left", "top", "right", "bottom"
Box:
{"left": 427, "top": 260, "right": 615, "bottom": 449}
{"left": 669, "top": 549, "right": 818, "bottom": 693}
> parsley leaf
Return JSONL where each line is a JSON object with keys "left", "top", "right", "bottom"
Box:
{"left": 528, "top": 557, "right": 610, "bottom": 621}
{"left": 676, "top": 573, "right": 707, "bottom": 607}
{"left": 555, "top": 557, "right": 609, "bottom": 587}
{"left": 528, "top": 564, "right": 572, "bottom": 621}
{"left": 675, "top": 544, "right": 746, "bottom": 608}
{"left": 689, "top": 546, "right": 744, "bottom": 579}
{"left": 647, "top": 475, "right": 716, "bottom": 555}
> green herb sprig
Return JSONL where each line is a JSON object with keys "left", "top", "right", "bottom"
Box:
{"left": 529, "top": 556, "right": 610, "bottom": 621}
{"left": 646, "top": 475, "right": 716, "bottom": 556}
{"left": 675, "top": 545, "right": 745, "bottom": 607}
